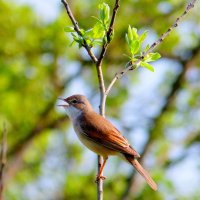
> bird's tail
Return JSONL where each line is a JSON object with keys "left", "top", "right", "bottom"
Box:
{"left": 124, "top": 154, "right": 157, "bottom": 191}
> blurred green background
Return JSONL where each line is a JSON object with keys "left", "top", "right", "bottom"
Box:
{"left": 1, "top": 0, "right": 200, "bottom": 199}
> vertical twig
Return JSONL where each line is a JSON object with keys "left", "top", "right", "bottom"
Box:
{"left": 96, "top": 51, "right": 105, "bottom": 200}
{"left": 61, "top": 1, "right": 120, "bottom": 199}
{"left": 61, "top": 1, "right": 104, "bottom": 199}
{"left": 96, "top": 1, "right": 120, "bottom": 200}
{"left": 98, "top": 0, "right": 120, "bottom": 116}
{"left": 96, "top": 67, "right": 105, "bottom": 200}
{"left": 0, "top": 123, "right": 7, "bottom": 200}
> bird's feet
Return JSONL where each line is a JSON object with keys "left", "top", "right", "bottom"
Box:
{"left": 95, "top": 175, "right": 107, "bottom": 183}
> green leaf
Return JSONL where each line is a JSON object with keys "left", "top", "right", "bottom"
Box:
{"left": 130, "top": 40, "right": 140, "bottom": 55}
{"left": 83, "top": 22, "right": 105, "bottom": 47}
{"left": 99, "top": 4, "right": 104, "bottom": 21}
{"left": 131, "top": 57, "right": 138, "bottom": 62}
{"left": 139, "top": 30, "right": 148, "bottom": 42}
{"left": 64, "top": 26, "right": 75, "bottom": 33}
{"left": 69, "top": 40, "right": 76, "bottom": 47}
{"left": 79, "top": 29, "right": 85, "bottom": 35}
{"left": 84, "top": 28, "right": 93, "bottom": 37}
{"left": 126, "top": 26, "right": 140, "bottom": 55}
{"left": 104, "top": 3, "right": 110, "bottom": 23}
{"left": 144, "top": 52, "right": 161, "bottom": 62}
{"left": 92, "top": 23, "right": 105, "bottom": 38}
{"left": 141, "top": 62, "right": 155, "bottom": 72}
{"left": 71, "top": 33, "right": 84, "bottom": 47}
{"left": 85, "top": 39, "right": 92, "bottom": 45}
{"left": 127, "top": 25, "right": 133, "bottom": 41}
{"left": 131, "top": 27, "right": 138, "bottom": 40}
{"left": 91, "top": 16, "right": 102, "bottom": 24}
{"left": 125, "top": 33, "right": 130, "bottom": 46}
{"left": 99, "top": 3, "right": 110, "bottom": 28}
{"left": 71, "top": 33, "right": 78, "bottom": 40}
{"left": 93, "top": 39, "right": 103, "bottom": 46}
{"left": 145, "top": 44, "right": 150, "bottom": 51}
{"left": 149, "top": 52, "right": 161, "bottom": 61}
{"left": 123, "top": 54, "right": 133, "bottom": 60}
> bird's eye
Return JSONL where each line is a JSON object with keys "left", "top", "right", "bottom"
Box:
{"left": 71, "top": 99, "right": 78, "bottom": 104}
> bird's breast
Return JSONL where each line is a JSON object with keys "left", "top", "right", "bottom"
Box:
{"left": 72, "top": 124, "right": 117, "bottom": 158}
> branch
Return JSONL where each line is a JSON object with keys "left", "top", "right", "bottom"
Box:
{"left": 61, "top": 0, "right": 98, "bottom": 63}
{"left": 105, "top": 0, "right": 198, "bottom": 96}
{"left": 97, "top": 0, "right": 120, "bottom": 68}
{"left": 97, "top": 0, "right": 120, "bottom": 116}
{"left": 0, "top": 123, "right": 7, "bottom": 200}
{"left": 96, "top": 1, "right": 120, "bottom": 199}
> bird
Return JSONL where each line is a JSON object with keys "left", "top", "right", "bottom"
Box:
{"left": 59, "top": 94, "right": 157, "bottom": 191}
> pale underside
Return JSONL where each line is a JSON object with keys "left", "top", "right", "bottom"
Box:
{"left": 71, "top": 108, "right": 140, "bottom": 159}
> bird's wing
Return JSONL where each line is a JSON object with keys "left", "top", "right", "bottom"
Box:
{"left": 77, "top": 112, "right": 140, "bottom": 157}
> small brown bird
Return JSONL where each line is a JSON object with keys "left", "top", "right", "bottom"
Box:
{"left": 59, "top": 94, "right": 157, "bottom": 191}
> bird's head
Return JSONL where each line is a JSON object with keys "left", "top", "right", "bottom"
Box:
{"left": 58, "top": 94, "right": 93, "bottom": 120}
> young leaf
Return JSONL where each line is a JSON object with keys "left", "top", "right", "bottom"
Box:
{"left": 144, "top": 52, "right": 161, "bottom": 62}
{"left": 79, "top": 29, "right": 85, "bottom": 35}
{"left": 104, "top": 3, "right": 110, "bottom": 24}
{"left": 71, "top": 33, "right": 78, "bottom": 41}
{"left": 149, "top": 52, "right": 161, "bottom": 61}
{"left": 131, "top": 27, "right": 138, "bottom": 40}
{"left": 127, "top": 25, "right": 133, "bottom": 41}
{"left": 139, "top": 30, "right": 148, "bottom": 43}
{"left": 99, "top": 4, "right": 105, "bottom": 22}
{"left": 64, "top": 26, "right": 75, "bottom": 33}
{"left": 141, "top": 62, "right": 155, "bottom": 72}
{"left": 125, "top": 33, "right": 130, "bottom": 46}
{"left": 123, "top": 54, "right": 133, "bottom": 60}
{"left": 93, "top": 39, "right": 103, "bottom": 46}
{"left": 71, "top": 33, "right": 84, "bottom": 47}
{"left": 99, "top": 3, "right": 110, "bottom": 28}
{"left": 131, "top": 57, "right": 138, "bottom": 62}
{"left": 92, "top": 22, "right": 105, "bottom": 38}
{"left": 145, "top": 44, "right": 150, "bottom": 51}
{"left": 130, "top": 40, "right": 140, "bottom": 55}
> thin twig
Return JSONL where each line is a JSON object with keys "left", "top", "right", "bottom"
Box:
{"left": 96, "top": 61, "right": 105, "bottom": 200}
{"left": 97, "top": 0, "right": 120, "bottom": 68}
{"left": 97, "top": 155, "right": 103, "bottom": 200}
{"left": 0, "top": 123, "right": 7, "bottom": 200}
{"left": 105, "top": 0, "right": 198, "bottom": 97}
{"left": 96, "top": 63, "right": 105, "bottom": 115}
{"left": 97, "top": 0, "right": 120, "bottom": 116}
{"left": 97, "top": 2, "right": 120, "bottom": 199}
{"left": 61, "top": 0, "right": 98, "bottom": 63}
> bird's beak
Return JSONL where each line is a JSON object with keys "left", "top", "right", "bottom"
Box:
{"left": 57, "top": 97, "right": 69, "bottom": 107}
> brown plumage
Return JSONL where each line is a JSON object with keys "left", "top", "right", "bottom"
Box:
{"left": 59, "top": 94, "right": 157, "bottom": 191}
